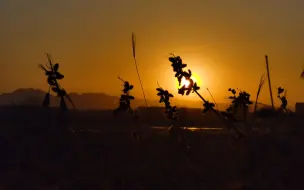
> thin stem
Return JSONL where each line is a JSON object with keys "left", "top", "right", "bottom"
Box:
{"left": 132, "top": 33, "right": 148, "bottom": 108}
{"left": 46, "top": 53, "right": 75, "bottom": 109}
{"left": 254, "top": 74, "right": 266, "bottom": 113}
{"left": 194, "top": 90, "right": 207, "bottom": 102}
{"left": 206, "top": 88, "right": 220, "bottom": 111}
{"left": 134, "top": 58, "right": 148, "bottom": 107}
{"left": 157, "top": 81, "right": 161, "bottom": 88}
{"left": 194, "top": 90, "right": 245, "bottom": 138}
{"left": 265, "top": 55, "right": 275, "bottom": 111}
{"left": 46, "top": 54, "right": 62, "bottom": 92}
{"left": 118, "top": 76, "right": 125, "bottom": 83}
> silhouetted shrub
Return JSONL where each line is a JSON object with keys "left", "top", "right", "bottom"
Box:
{"left": 38, "top": 53, "right": 74, "bottom": 111}
{"left": 168, "top": 54, "right": 245, "bottom": 138}
{"left": 225, "top": 88, "right": 253, "bottom": 121}
{"left": 114, "top": 76, "right": 136, "bottom": 119}
{"left": 277, "top": 87, "right": 288, "bottom": 113}
{"left": 156, "top": 85, "right": 177, "bottom": 120}
{"left": 168, "top": 54, "right": 215, "bottom": 114}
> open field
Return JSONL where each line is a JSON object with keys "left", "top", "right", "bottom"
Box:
{"left": 0, "top": 106, "right": 304, "bottom": 189}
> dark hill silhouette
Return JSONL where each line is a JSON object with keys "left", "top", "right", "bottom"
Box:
{"left": 0, "top": 88, "right": 121, "bottom": 110}
{"left": 0, "top": 88, "right": 46, "bottom": 106}
{"left": 0, "top": 88, "right": 233, "bottom": 110}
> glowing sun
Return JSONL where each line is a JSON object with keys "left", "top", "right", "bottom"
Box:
{"left": 176, "top": 74, "right": 201, "bottom": 89}
{"left": 181, "top": 77, "right": 191, "bottom": 87}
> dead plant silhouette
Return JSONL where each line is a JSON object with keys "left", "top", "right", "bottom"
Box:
{"left": 156, "top": 83, "right": 193, "bottom": 159}
{"left": 168, "top": 54, "right": 244, "bottom": 138}
{"left": 114, "top": 77, "right": 144, "bottom": 142}
{"left": 169, "top": 54, "right": 215, "bottom": 113}
{"left": 38, "top": 53, "right": 75, "bottom": 111}
{"left": 114, "top": 76, "right": 136, "bottom": 118}
{"left": 254, "top": 73, "right": 266, "bottom": 113}
{"left": 132, "top": 32, "right": 148, "bottom": 107}
{"left": 277, "top": 87, "right": 288, "bottom": 113}
{"left": 156, "top": 84, "right": 179, "bottom": 134}
{"left": 225, "top": 88, "right": 253, "bottom": 121}
{"left": 156, "top": 84, "right": 177, "bottom": 121}
{"left": 206, "top": 88, "right": 220, "bottom": 111}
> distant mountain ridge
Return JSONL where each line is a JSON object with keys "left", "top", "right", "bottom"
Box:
{"left": 0, "top": 88, "right": 231, "bottom": 110}
{"left": 0, "top": 88, "right": 121, "bottom": 110}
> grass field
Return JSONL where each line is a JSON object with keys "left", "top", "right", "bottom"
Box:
{"left": 0, "top": 106, "right": 303, "bottom": 189}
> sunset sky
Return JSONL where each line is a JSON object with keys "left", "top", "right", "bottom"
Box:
{"left": 1, "top": 0, "right": 304, "bottom": 108}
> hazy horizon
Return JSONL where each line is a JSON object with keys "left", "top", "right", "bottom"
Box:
{"left": 2, "top": 0, "right": 304, "bottom": 108}
{"left": 0, "top": 87, "right": 293, "bottom": 111}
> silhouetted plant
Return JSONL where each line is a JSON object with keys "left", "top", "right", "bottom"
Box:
{"left": 38, "top": 53, "right": 74, "bottom": 111}
{"left": 169, "top": 54, "right": 215, "bottom": 114}
{"left": 156, "top": 84, "right": 177, "bottom": 120}
{"left": 206, "top": 88, "right": 220, "bottom": 111}
{"left": 254, "top": 73, "right": 266, "bottom": 113}
{"left": 114, "top": 76, "right": 136, "bottom": 118}
{"left": 114, "top": 77, "right": 144, "bottom": 141}
{"left": 277, "top": 87, "right": 288, "bottom": 113}
{"left": 156, "top": 83, "right": 192, "bottom": 155}
{"left": 226, "top": 88, "right": 253, "bottom": 121}
{"left": 168, "top": 54, "right": 244, "bottom": 138}
{"left": 132, "top": 32, "right": 148, "bottom": 107}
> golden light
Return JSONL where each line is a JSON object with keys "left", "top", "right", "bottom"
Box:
{"left": 175, "top": 73, "right": 201, "bottom": 89}
{"left": 181, "top": 77, "right": 190, "bottom": 87}
{"left": 168, "top": 55, "right": 214, "bottom": 99}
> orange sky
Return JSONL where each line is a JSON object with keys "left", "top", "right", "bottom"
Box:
{"left": 1, "top": 0, "right": 304, "bottom": 108}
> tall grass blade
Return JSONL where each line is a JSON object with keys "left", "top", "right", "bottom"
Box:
{"left": 254, "top": 73, "right": 266, "bottom": 113}
{"left": 132, "top": 32, "right": 148, "bottom": 107}
{"left": 132, "top": 33, "right": 136, "bottom": 59}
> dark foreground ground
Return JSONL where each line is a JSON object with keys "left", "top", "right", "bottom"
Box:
{"left": 0, "top": 107, "right": 304, "bottom": 190}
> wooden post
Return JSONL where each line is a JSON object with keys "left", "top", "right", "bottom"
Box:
{"left": 265, "top": 55, "right": 275, "bottom": 111}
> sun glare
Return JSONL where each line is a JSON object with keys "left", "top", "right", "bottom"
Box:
{"left": 181, "top": 77, "right": 190, "bottom": 87}
{"left": 170, "top": 56, "right": 209, "bottom": 96}
{"left": 176, "top": 74, "right": 201, "bottom": 89}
